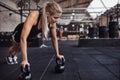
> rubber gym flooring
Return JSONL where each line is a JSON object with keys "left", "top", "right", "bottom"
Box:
{"left": 0, "top": 40, "right": 120, "bottom": 80}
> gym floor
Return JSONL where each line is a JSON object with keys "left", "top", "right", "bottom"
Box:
{"left": 0, "top": 40, "right": 120, "bottom": 80}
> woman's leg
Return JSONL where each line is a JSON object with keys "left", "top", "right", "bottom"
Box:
{"left": 9, "top": 42, "right": 20, "bottom": 56}
{"left": 6, "top": 42, "right": 20, "bottom": 64}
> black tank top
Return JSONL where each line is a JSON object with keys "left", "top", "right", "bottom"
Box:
{"left": 13, "top": 12, "right": 42, "bottom": 42}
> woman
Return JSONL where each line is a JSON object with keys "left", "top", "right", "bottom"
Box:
{"left": 6, "top": 1, "right": 64, "bottom": 67}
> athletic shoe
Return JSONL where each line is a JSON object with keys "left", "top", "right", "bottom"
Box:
{"left": 12, "top": 56, "right": 18, "bottom": 64}
{"left": 39, "top": 44, "right": 48, "bottom": 48}
{"left": 6, "top": 56, "right": 14, "bottom": 64}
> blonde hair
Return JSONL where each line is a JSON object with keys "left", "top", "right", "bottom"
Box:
{"left": 40, "top": 1, "right": 62, "bottom": 39}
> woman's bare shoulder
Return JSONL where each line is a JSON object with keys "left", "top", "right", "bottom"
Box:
{"left": 28, "top": 10, "right": 39, "bottom": 18}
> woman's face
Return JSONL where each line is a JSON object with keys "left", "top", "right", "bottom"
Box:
{"left": 47, "top": 13, "right": 61, "bottom": 24}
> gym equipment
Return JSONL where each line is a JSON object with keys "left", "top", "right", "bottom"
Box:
{"left": 109, "top": 21, "right": 119, "bottom": 38}
{"left": 88, "top": 26, "right": 98, "bottom": 38}
{"left": 18, "top": 65, "right": 32, "bottom": 80}
{"left": 55, "top": 57, "right": 65, "bottom": 73}
{"left": 99, "top": 26, "right": 109, "bottom": 38}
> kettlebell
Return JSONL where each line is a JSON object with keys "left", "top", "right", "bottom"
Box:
{"left": 55, "top": 57, "right": 65, "bottom": 73}
{"left": 18, "top": 65, "right": 32, "bottom": 80}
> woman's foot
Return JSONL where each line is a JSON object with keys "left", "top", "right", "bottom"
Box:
{"left": 12, "top": 56, "right": 18, "bottom": 64}
{"left": 6, "top": 56, "right": 18, "bottom": 64}
{"left": 6, "top": 56, "right": 14, "bottom": 64}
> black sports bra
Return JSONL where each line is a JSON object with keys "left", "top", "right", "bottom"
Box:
{"left": 13, "top": 12, "right": 42, "bottom": 42}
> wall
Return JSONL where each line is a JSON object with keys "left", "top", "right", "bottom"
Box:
{"left": 0, "top": 0, "right": 26, "bottom": 32}
{"left": 99, "top": 16, "right": 109, "bottom": 27}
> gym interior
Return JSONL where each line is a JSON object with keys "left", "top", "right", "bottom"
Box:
{"left": 0, "top": 0, "right": 120, "bottom": 80}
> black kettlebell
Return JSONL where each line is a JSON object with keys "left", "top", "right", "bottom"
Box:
{"left": 18, "top": 65, "right": 32, "bottom": 80}
{"left": 55, "top": 57, "right": 65, "bottom": 73}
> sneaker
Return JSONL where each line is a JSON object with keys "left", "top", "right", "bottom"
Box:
{"left": 40, "top": 44, "right": 48, "bottom": 48}
{"left": 12, "top": 56, "right": 18, "bottom": 64}
{"left": 6, "top": 56, "right": 14, "bottom": 64}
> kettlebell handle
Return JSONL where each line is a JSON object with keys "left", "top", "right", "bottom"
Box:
{"left": 56, "top": 57, "right": 65, "bottom": 65}
{"left": 21, "top": 65, "right": 31, "bottom": 73}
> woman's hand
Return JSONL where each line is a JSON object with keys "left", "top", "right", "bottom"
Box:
{"left": 21, "top": 60, "right": 30, "bottom": 68}
{"left": 56, "top": 54, "right": 64, "bottom": 60}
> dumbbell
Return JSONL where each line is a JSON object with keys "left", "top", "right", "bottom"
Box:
{"left": 18, "top": 65, "right": 32, "bottom": 80}
{"left": 55, "top": 57, "right": 65, "bottom": 73}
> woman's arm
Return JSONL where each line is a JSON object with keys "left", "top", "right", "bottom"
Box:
{"left": 50, "top": 23, "right": 64, "bottom": 59}
{"left": 20, "top": 11, "right": 39, "bottom": 67}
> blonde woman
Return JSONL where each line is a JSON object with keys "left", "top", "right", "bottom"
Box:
{"left": 6, "top": 1, "right": 64, "bottom": 68}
